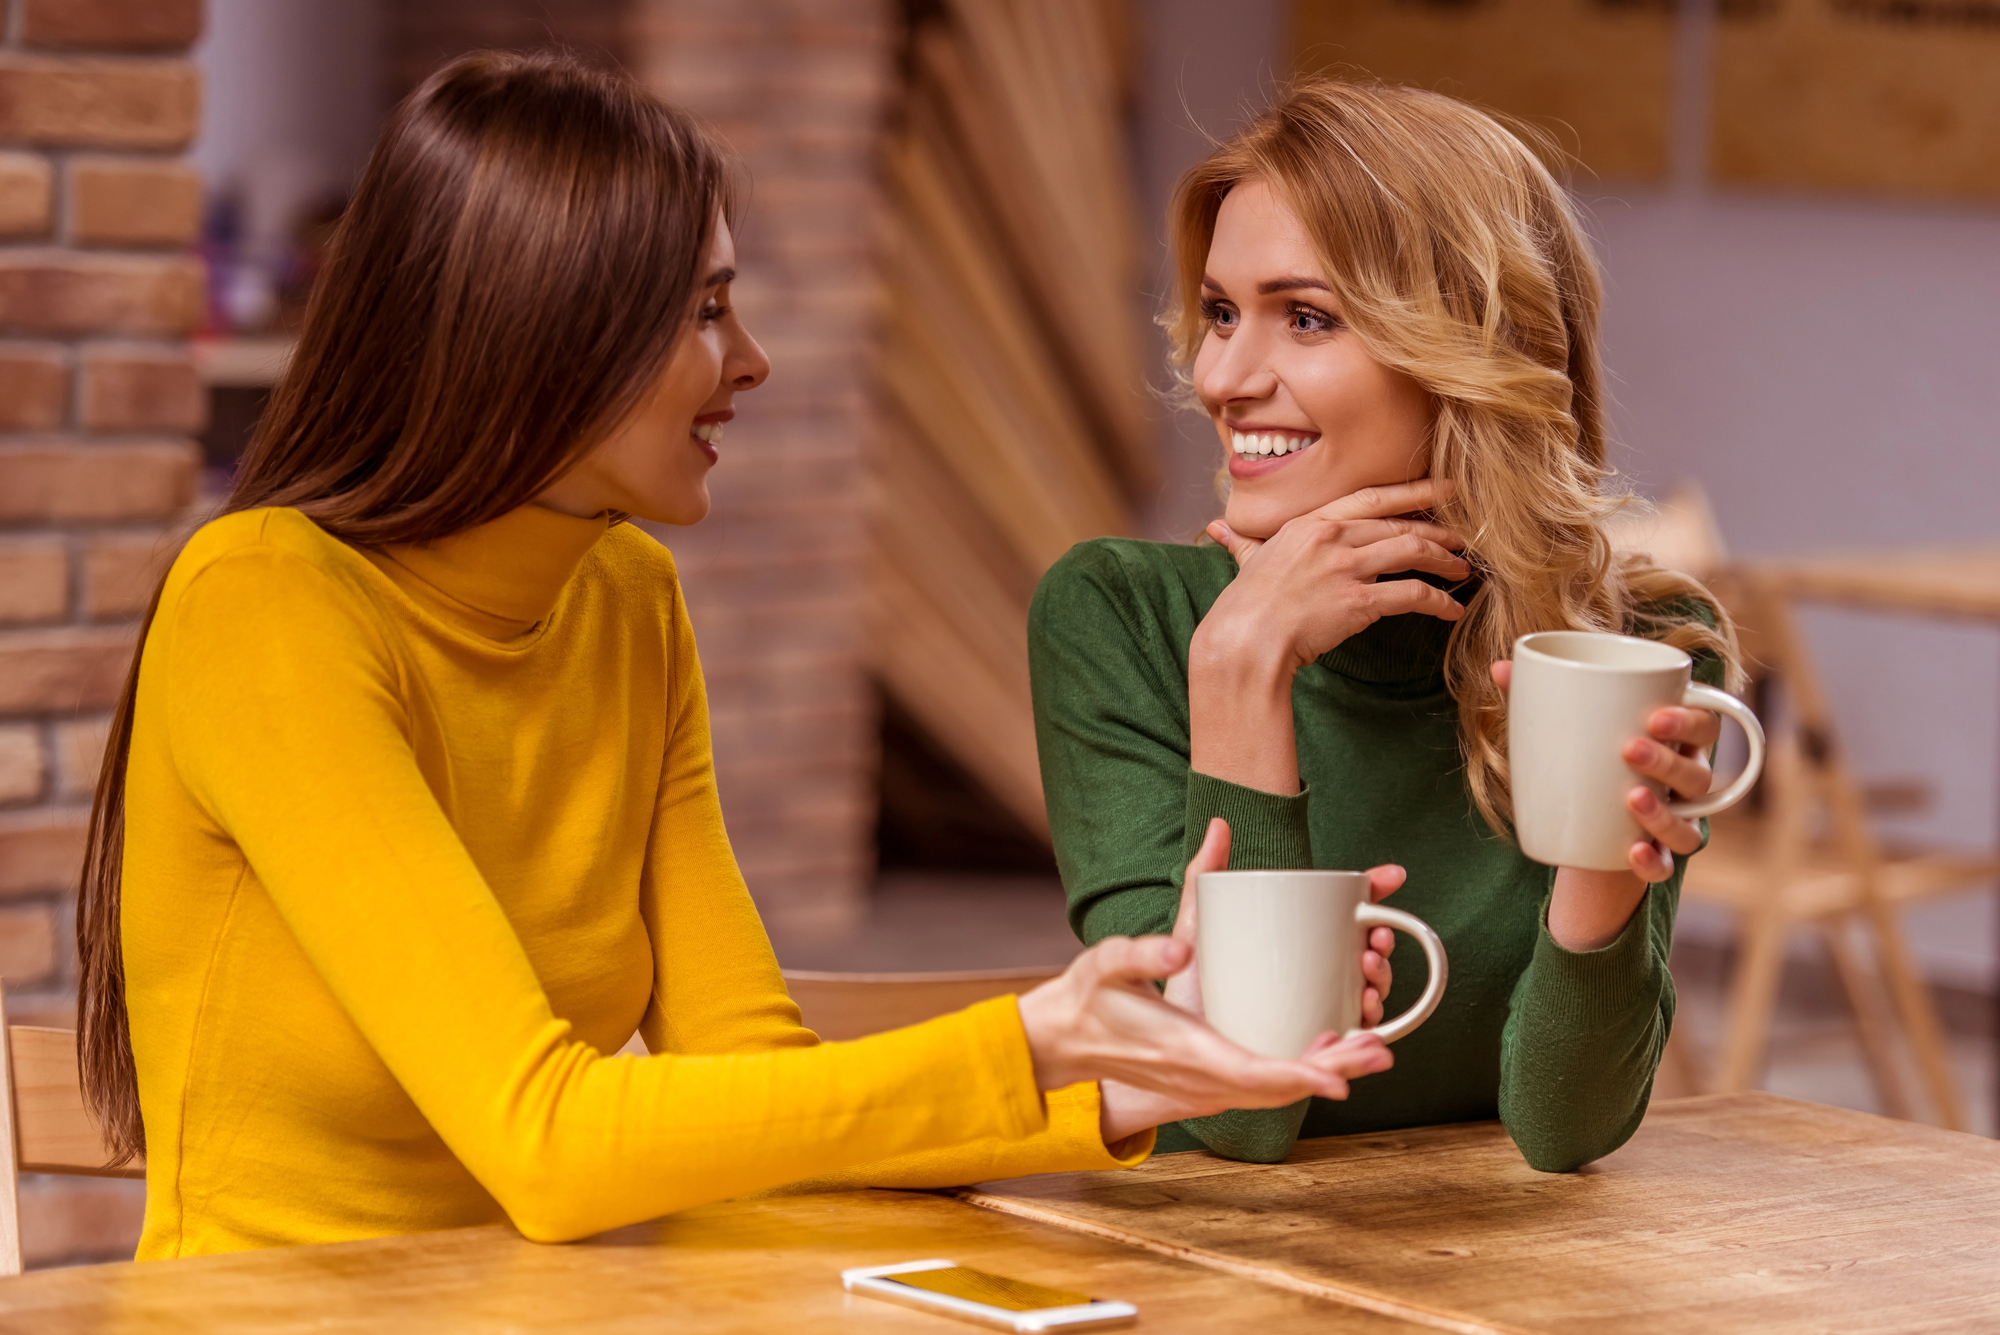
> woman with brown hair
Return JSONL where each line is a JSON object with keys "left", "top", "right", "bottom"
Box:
{"left": 79, "top": 52, "right": 1393, "bottom": 1258}
{"left": 1031, "top": 80, "right": 1742, "bottom": 1170}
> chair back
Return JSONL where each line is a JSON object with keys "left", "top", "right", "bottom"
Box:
{"left": 0, "top": 991, "right": 144, "bottom": 1276}
{"left": 782, "top": 966, "right": 1063, "bottom": 1043}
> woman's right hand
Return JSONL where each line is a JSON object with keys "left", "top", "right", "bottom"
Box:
{"left": 1195, "top": 478, "right": 1471, "bottom": 677}
{"left": 1017, "top": 913, "right": 1395, "bottom": 1147}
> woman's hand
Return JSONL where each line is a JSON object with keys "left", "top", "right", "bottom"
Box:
{"left": 1491, "top": 659, "right": 1723, "bottom": 950}
{"left": 1168, "top": 818, "right": 1400, "bottom": 1026}
{"left": 1189, "top": 479, "right": 1469, "bottom": 795}
{"left": 1017, "top": 926, "right": 1394, "bottom": 1145}
{"left": 1198, "top": 478, "right": 1470, "bottom": 675}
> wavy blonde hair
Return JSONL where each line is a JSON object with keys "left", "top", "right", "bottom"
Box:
{"left": 1166, "top": 79, "right": 1741, "bottom": 834}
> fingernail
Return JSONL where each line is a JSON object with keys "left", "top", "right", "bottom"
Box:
{"left": 1633, "top": 788, "right": 1660, "bottom": 814}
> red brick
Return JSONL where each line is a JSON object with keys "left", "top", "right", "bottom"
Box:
{"left": 0, "top": 342, "right": 66, "bottom": 427}
{"left": 0, "top": 725, "right": 44, "bottom": 804}
{"left": 0, "top": 806, "right": 88, "bottom": 897}
{"left": 79, "top": 346, "right": 203, "bottom": 431}
{"left": 82, "top": 528, "right": 175, "bottom": 619}
{"left": 53, "top": 715, "right": 110, "bottom": 800}
{"left": 21, "top": 0, "right": 203, "bottom": 52}
{"left": 0, "top": 440, "right": 199, "bottom": 522}
{"left": 0, "top": 251, "right": 203, "bottom": 336}
{"left": 0, "top": 56, "right": 199, "bottom": 151}
{"left": 0, "top": 535, "right": 68, "bottom": 625}
{"left": 20, "top": 1175, "right": 145, "bottom": 1269}
{"left": 70, "top": 157, "right": 201, "bottom": 248}
{"left": 0, "top": 626, "right": 137, "bottom": 715}
{"left": 0, "top": 150, "right": 52, "bottom": 237}
{"left": 0, "top": 901, "right": 56, "bottom": 984}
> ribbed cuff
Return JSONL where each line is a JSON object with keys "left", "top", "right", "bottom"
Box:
{"left": 1046, "top": 1083, "right": 1156, "bottom": 1167}
{"left": 1179, "top": 1099, "right": 1312, "bottom": 1164}
{"left": 1527, "top": 885, "right": 1662, "bottom": 1031}
{"left": 1181, "top": 769, "right": 1314, "bottom": 875}
{"left": 960, "top": 995, "right": 1053, "bottom": 1142}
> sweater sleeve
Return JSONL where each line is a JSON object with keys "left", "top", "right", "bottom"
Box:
{"left": 1029, "top": 546, "right": 1315, "bottom": 1163}
{"left": 1494, "top": 645, "right": 1719, "bottom": 1171}
{"left": 167, "top": 547, "right": 1136, "bottom": 1245}
{"left": 634, "top": 565, "right": 1153, "bottom": 1181}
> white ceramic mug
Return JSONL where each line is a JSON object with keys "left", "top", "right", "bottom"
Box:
{"left": 1196, "top": 870, "right": 1449, "bottom": 1060}
{"left": 1508, "top": 630, "right": 1766, "bottom": 872}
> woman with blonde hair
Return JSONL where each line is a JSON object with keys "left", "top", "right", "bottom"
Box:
{"left": 1030, "top": 80, "right": 1740, "bottom": 1169}
{"left": 77, "top": 52, "right": 1394, "bottom": 1258}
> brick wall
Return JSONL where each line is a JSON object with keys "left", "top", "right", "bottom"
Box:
{"left": 628, "top": 0, "right": 892, "bottom": 937}
{"left": 386, "top": 0, "right": 895, "bottom": 937}
{"left": 0, "top": 0, "right": 205, "bottom": 1269}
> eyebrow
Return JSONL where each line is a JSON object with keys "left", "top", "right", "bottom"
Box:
{"left": 704, "top": 267, "right": 736, "bottom": 287}
{"left": 1200, "top": 273, "right": 1334, "bottom": 296}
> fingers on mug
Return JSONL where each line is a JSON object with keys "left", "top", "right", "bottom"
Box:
{"left": 1355, "top": 904, "right": 1447, "bottom": 1042}
{"left": 1670, "top": 683, "right": 1766, "bottom": 819}
{"left": 1508, "top": 631, "right": 1767, "bottom": 871}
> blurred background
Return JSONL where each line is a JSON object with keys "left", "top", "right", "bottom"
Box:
{"left": 2, "top": 0, "right": 1996, "bottom": 1266}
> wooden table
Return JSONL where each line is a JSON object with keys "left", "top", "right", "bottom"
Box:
{"left": 8, "top": 1095, "right": 1997, "bottom": 1332}
{"left": 1749, "top": 546, "right": 2000, "bottom": 1121}
{"left": 0, "top": 1187, "right": 1424, "bottom": 1334}
{"left": 966, "top": 1094, "right": 2000, "bottom": 1335}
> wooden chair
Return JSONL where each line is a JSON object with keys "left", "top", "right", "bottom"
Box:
{"left": 0, "top": 990, "right": 145, "bottom": 1276}
{"left": 1612, "top": 486, "right": 2000, "bottom": 1128}
{"left": 781, "top": 966, "right": 1062, "bottom": 1042}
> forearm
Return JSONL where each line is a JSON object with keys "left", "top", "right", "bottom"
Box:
{"left": 1188, "top": 623, "right": 1300, "bottom": 796}
{"left": 1500, "top": 883, "right": 1676, "bottom": 1172}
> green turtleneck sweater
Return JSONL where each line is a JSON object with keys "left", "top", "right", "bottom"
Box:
{"left": 1029, "top": 538, "right": 1714, "bottom": 1171}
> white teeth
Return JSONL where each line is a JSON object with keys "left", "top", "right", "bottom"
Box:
{"left": 693, "top": 422, "right": 724, "bottom": 446}
{"left": 1229, "top": 430, "right": 1320, "bottom": 457}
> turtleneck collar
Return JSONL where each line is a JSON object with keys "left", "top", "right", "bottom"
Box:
{"left": 1315, "top": 571, "right": 1476, "bottom": 687}
{"left": 374, "top": 505, "right": 613, "bottom": 642}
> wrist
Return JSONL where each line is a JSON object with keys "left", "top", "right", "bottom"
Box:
{"left": 1546, "top": 867, "right": 1647, "bottom": 952}
{"left": 1190, "top": 615, "right": 1293, "bottom": 691}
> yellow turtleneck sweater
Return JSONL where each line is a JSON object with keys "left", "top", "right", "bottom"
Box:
{"left": 123, "top": 506, "right": 1148, "bottom": 1259}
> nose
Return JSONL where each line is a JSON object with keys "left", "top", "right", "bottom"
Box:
{"left": 1196, "top": 323, "right": 1278, "bottom": 412}
{"left": 729, "top": 324, "right": 770, "bottom": 393}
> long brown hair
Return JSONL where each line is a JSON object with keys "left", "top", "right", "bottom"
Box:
{"left": 1164, "top": 79, "right": 1740, "bottom": 835}
{"left": 78, "top": 49, "right": 738, "bottom": 1162}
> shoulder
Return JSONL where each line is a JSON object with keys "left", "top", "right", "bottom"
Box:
{"left": 578, "top": 521, "right": 687, "bottom": 631}
{"left": 1629, "top": 591, "right": 1727, "bottom": 687}
{"left": 168, "top": 508, "right": 376, "bottom": 609}
{"left": 1032, "top": 537, "right": 1232, "bottom": 629}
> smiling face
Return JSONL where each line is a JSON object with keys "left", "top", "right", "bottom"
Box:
{"left": 1193, "top": 179, "right": 1433, "bottom": 540}
{"left": 534, "top": 217, "right": 770, "bottom": 526}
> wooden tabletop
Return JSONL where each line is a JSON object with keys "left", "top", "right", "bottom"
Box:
{"left": 966, "top": 1093, "right": 2000, "bottom": 1335}
{"left": 0, "top": 1187, "right": 1426, "bottom": 1334}
{"left": 1747, "top": 545, "right": 2000, "bottom": 620}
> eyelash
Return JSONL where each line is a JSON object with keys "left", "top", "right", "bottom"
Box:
{"left": 1199, "top": 298, "right": 1343, "bottom": 335}
{"left": 1285, "top": 302, "right": 1341, "bottom": 334}
{"left": 700, "top": 302, "right": 728, "bottom": 323}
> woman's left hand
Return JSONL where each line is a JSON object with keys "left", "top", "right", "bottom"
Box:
{"left": 1490, "top": 660, "right": 1720, "bottom": 884}
{"left": 1617, "top": 701, "right": 1722, "bottom": 882}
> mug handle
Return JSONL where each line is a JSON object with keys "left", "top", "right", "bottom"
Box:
{"left": 1667, "top": 684, "right": 1766, "bottom": 820}
{"left": 1354, "top": 904, "right": 1448, "bottom": 1043}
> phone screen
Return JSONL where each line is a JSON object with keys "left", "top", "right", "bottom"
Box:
{"left": 881, "top": 1266, "right": 1095, "bottom": 1312}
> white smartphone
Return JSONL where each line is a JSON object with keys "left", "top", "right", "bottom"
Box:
{"left": 842, "top": 1259, "right": 1138, "bottom": 1332}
